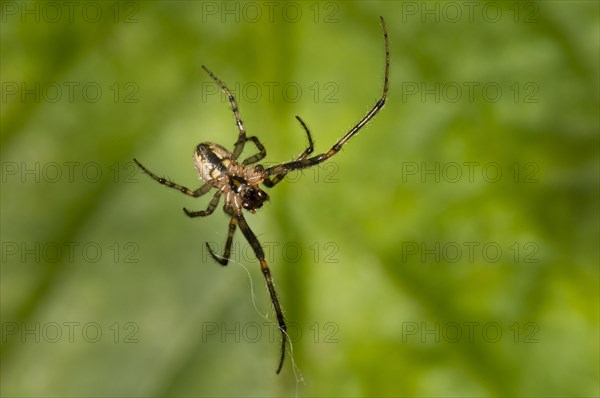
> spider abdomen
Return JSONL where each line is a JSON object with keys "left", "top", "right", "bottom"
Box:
{"left": 193, "top": 142, "right": 232, "bottom": 181}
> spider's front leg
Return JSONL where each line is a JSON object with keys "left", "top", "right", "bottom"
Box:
{"left": 236, "top": 214, "right": 287, "bottom": 374}
{"left": 263, "top": 16, "right": 389, "bottom": 178}
{"left": 263, "top": 116, "right": 314, "bottom": 188}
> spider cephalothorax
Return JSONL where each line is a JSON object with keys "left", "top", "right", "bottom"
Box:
{"left": 134, "top": 17, "right": 390, "bottom": 374}
{"left": 193, "top": 143, "right": 269, "bottom": 215}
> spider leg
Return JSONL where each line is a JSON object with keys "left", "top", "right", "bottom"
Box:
{"left": 236, "top": 213, "right": 287, "bottom": 374}
{"left": 134, "top": 158, "right": 213, "bottom": 197}
{"left": 183, "top": 191, "right": 222, "bottom": 217}
{"left": 264, "top": 16, "right": 389, "bottom": 177}
{"left": 263, "top": 115, "right": 314, "bottom": 188}
{"left": 241, "top": 136, "right": 267, "bottom": 166}
{"left": 201, "top": 65, "right": 248, "bottom": 160}
{"left": 206, "top": 216, "right": 237, "bottom": 266}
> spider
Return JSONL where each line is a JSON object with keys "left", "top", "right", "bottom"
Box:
{"left": 133, "top": 16, "right": 389, "bottom": 374}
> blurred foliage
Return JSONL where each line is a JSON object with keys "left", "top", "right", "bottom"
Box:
{"left": 1, "top": 1, "right": 598, "bottom": 397}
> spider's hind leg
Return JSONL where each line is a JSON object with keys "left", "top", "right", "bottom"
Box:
{"left": 183, "top": 191, "right": 222, "bottom": 218}
{"left": 201, "top": 65, "right": 248, "bottom": 160}
{"left": 134, "top": 158, "right": 213, "bottom": 197}
{"left": 241, "top": 136, "right": 267, "bottom": 166}
{"left": 206, "top": 216, "right": 238, "bottom": 266}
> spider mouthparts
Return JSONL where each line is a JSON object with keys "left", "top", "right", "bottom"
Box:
{"left": 241, "top": 186, "right": 269, "bottom": 212}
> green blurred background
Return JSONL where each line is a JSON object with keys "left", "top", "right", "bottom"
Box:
{"left": 1, "top": 1, "right": 598, "bottom": 396}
